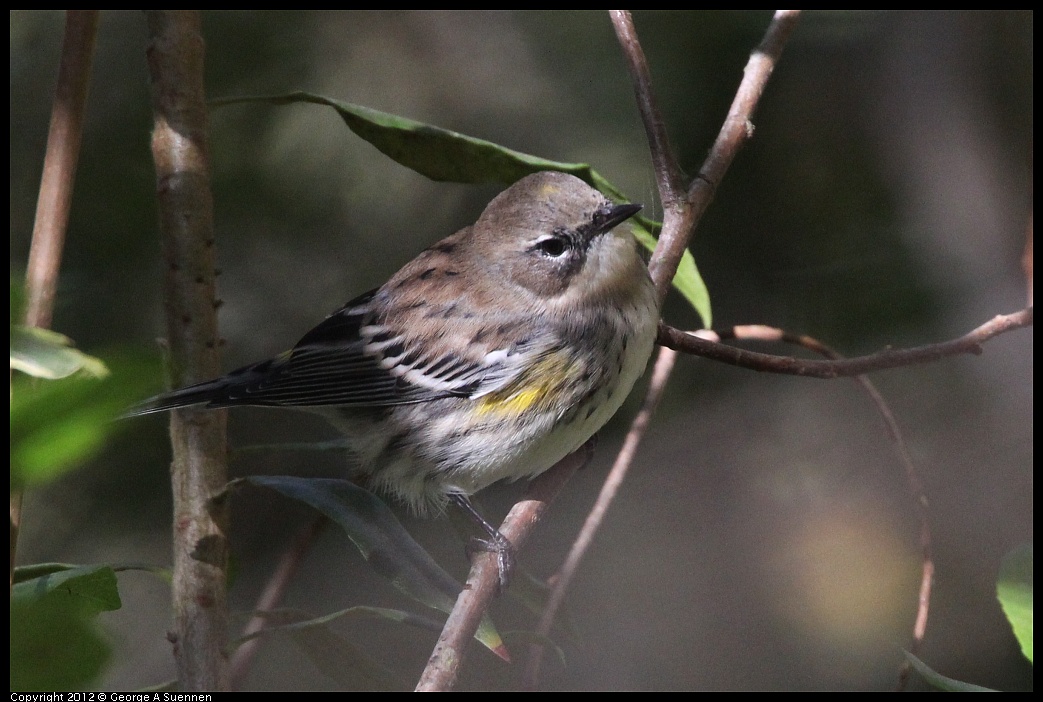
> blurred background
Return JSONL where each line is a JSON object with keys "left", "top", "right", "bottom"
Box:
{"left": 10, "top": 10, "right": 1032, "bottom": 691}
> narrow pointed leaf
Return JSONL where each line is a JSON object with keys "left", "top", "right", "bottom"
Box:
{"left": 213, "top": 91, "right": 594, "bottom": 186}
{"left": 243, "top": 476, "right": 506, "bottom": 657}
{"left": 997, "top": 543, "right": 1033, "bottom": 663}
{"left": 903, "top": 652, "right": 997, "bottom": 692}
{"left": 212, "top": 92, "right": 711, "bottom": 324}
{"left": 632, "top": 219, "right": 711, "bottom": 328}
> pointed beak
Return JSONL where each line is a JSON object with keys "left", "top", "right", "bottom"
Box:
{"left": 594, "top": 202, "right": 643, "bottom": 234}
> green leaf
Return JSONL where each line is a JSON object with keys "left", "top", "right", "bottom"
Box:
{"left": 10, "top": 565, "right": 122, "bottom": 691}
{"left": 631, "top": 219, "right": 712, "bottom": 328}
{"left": 242, "top": 476, "right": 507, "bottom": 659}
{"left": 12, "top": 564, "right": 122, "bottom": 614}
{"left": 213, "top": 91, "right": 597, "bottom": 187}
{"left": 13, "top": 562, "right": 173, "bottom": 586}
{"left": 213, "top": 92, "right": 711, "bottom": 326}
{"left": 12, "top": 562, "right": 86, "bottom": 584}
{"left": 902, "top": 651, "right": 997, "bottom": 692}
{"left": 11, "top": 325, "right": 109, "bottom": 380}
{"left": 997, "top": 543, "right": 1033, "bottom": 664}
{"left": 11, "top": 352, "right": 160, "bottom": 488}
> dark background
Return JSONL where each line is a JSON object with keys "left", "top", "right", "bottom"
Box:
{"left": 10, "top": 10, "right": 1032, "bottom": 691}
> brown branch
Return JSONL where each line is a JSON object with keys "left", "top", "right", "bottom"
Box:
{"left": 13, "top": 9, "right": 99, "bottom": 593}
{"left": 610, "top": 10, "right": 686, "bottom": 202}
{"left": 522, "top": 345, "right": 678, "bottom": 690}
{"left": 415, "top": 449, "right": 589, "bottom": 692}
{"left": 658, "top": 308, "right": 1033, "bottom": 377}
{"left": 23, "top": 10, "right": 98, "bottom": 330}
{"left": 417, "top": 12, "right": 796, "bottom": 688}
{"left": 613, "top": 10, "right": 802, "bottom": 305}
{"left": 145, "top": 11, "right": 230, "bottom": 692}
{"left": 1023, "top": 211, "right": 1033, "bottom": 306}
{"left": 717, "top": 325, "right": 934, "bottom": 692}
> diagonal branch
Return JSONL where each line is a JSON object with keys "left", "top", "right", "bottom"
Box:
{"left": 613, "top": 9, "right": 802, "bottom": 305}
{"left": 610, "top": 10, "right": 686, "bottom": 203}
{"left": 522, "top": 345, "right": 678, "bottom": 689}
{"left": 415, "top": 450, "right": 589, "bottom": 691}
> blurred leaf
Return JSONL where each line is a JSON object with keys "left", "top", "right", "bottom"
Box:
{"left": 10, "top": 565, "right": 121, "bottom": 691}
{"left": 631, "top": 219, "right": 711, "bottom": 328}
{"left": 11, "top": 274, "right": 26, "bottom": 324}
{"left": 997, "top": 543, "right": 1033, "bottom": 664}
{"left": 13, "top": 562, "right": 172, "bottom": 586}
{"left": 241, "top": 608, "right": 411, "bottom": 690}
{"left": 11, "top": 352, "right": 160, "bottom": 488}
{"left": 502, "top": 629, "right": 568, "bottom": 669}
{"left": 504, "top": 567, "right": 580, "bottom": 643}
{"left": 12, "top": 562, "right": 85, "bottom": 584}
{"left": 242, "top": 476, "right": 507, "bottom": 659}
{"left": 902, "top": 652, "right": 997, "bottom": 692}
{"left": 239, "top": 605, "right": 445, "bottom": 641}
{"left": 12, "top": 564, "right": 122, "bottom": 614}
{"left": 213, "top": 92, "right": 711, "bottom": 325}
{"left": 11, "top": 325, "right": 109, "bottom": 380}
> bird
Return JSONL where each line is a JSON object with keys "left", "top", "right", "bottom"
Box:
{"left": 130, "top": 170, "right": 659, "bottom": 584}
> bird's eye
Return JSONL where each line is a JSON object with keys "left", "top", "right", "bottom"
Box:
{"left": 535, "top": 235, "right": 568, "bottom": 257}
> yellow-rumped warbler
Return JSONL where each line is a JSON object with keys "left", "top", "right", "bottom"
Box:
{"left": 131, "top": 171, "right": 658, "bottom": 573}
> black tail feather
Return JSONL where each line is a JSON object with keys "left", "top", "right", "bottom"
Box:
{"left": 123, "top": 377, "right": 231, "bottom": 417}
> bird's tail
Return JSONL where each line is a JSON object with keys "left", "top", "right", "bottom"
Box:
{"left": 123, "top": 377, "right": 231, "bottom": 417}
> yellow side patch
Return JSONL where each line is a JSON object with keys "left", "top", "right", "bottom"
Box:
{"left": 475, "top": 384, "right": 546, "bottom": 417}
{"left": 474, "top": 351, "right": 579, "bottom": 417}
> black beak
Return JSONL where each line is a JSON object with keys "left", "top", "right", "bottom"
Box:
{"left": 593, "top": 202, "right": 643, "bottom": 234}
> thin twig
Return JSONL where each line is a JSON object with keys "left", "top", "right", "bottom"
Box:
{"left": 13, "top": 9, "right": 99, "bottom": 593}
{"left": 415, "top": 449, "right": 589, "bottom": 692}
{"left": 505, "top": 10, "right": 800, "bottom": 686}
{"left": 658, "top": 308, "right": 1033, "bottom": 377}
{"left": 228, "top": 517, "right": 327, "bottom": 690}
{"left": 500, "top": 9, "right": 798, "bottom": 688}
{"left": 145, "top": 10, "right": 229, "bottom": 691}
{"left": 613, "top": 10, "right": 802, "bottom": 304}
{"left": 610, "top": 10, "right": 686, "bottom": 202}
{"left": 1023, "top": 212, "right": 1033, "bottom": 306}
{"left": 522, "top": 345, "right": 678, "bottom": 689}
{"left": 711, "top": 325, "right": 934, "bottom": 692}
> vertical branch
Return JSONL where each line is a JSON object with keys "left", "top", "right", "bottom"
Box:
{"left": 145, "top": 11, "right": 230, "bottom": 691}
{"left": 13, "top": 9, "right": 99, "bottom": 591}
{"left": 23, "top": 10, "right": 99, "bottom": 330}
{"left": 612, "top": 10, "right": 801, "bottom": 304}
{"left": 1022, "top": 212, "right": 1033, "bottom": 306}
{"left": 609, "top": 10, "right": 686, "bottom": 203}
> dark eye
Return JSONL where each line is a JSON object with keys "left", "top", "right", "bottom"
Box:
{"left": 535, "top": 235, "right": 568, "bottom": 257}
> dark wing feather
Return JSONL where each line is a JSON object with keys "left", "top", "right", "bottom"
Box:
{"left": 128, "top": 289, "right": 453, "bottom": 415}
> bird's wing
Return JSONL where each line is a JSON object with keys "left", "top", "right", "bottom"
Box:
{"left": 129, "top": 288, "right": 549, "bottom": 414}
